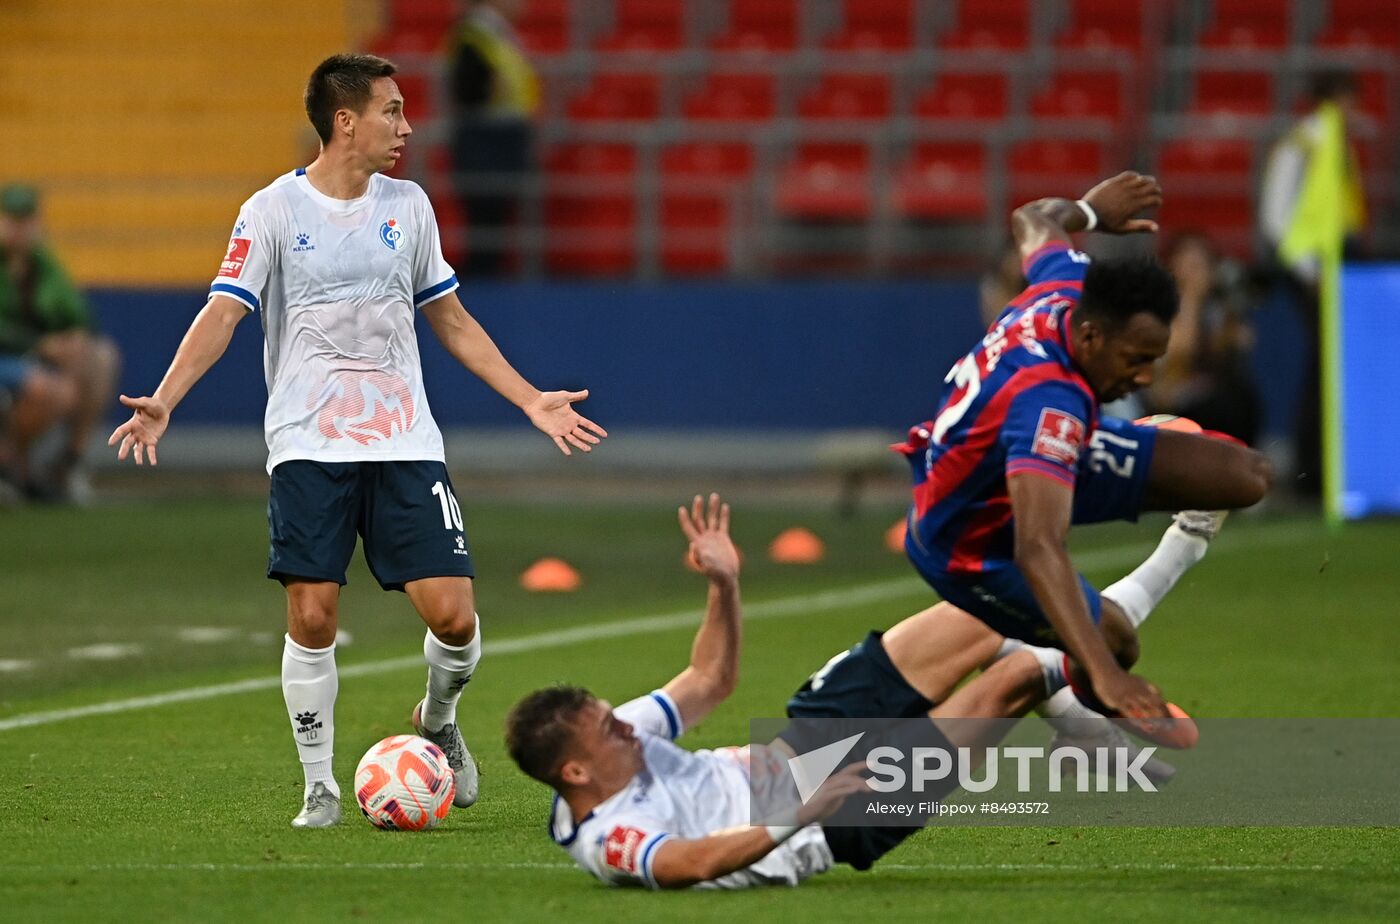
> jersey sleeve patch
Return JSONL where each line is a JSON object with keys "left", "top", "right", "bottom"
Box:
{"left": 603, "top": 825, "right": 649, "bottom": 876}
{"left": 1030, "top": 408, "right": 1086, "bottom": 466}
{"left": 219, "top": 238, "right": 252, "bottom": 279}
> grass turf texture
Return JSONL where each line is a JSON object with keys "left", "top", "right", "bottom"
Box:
{"left": 2, "top": 498, "right": 1397, "bottom": 921}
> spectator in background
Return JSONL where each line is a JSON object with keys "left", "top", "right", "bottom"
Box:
{"left": 1258, "top": 69, "right": 1366, "bottom": 493}
{"left": 1144, "top": 232, "right": 1261, "bottom": 446}
{"left": 0, "top": 183, "right": 120, "bottom": 502}
{"left": 449, "top": 0, "right": 540, "bottom": 277}
{"left": 978, "top": 242, "right": 1024, "bottom": 328}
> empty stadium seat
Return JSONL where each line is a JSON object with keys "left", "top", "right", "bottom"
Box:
{"left": 1029, "top": 70, "right": 1127, "bottom": 121}
{"left": 1198, "top": 0, "right": 1289, "bottom": 49}
{"left": 1315, "top": 0, "right": 1400, "bottom": 50}
{"left": 681, "top": 72, "right": 778, "bottom": 122}
{"left": 891, "top": 142, "right": 989, "bottom": 219}
{"left": 913, "top": 72, "right": 1010, "bottom": 121}
{"left": 660, "top": 143, "right": 755, "bottom": 274}
{"left": 565, "top": 73, "right": 661, "bottom": 121}
{"left": 711, "top": 0, "right": 801, "bottom": 53}
{"left": 825, "top": 0, "right": 915, "bottom": 52}
{"left": 775, "top": 143, "right": 873, "bottom": 220}
{"left": 516, "top": 0, "right": 571, "bottom": 55}
{"left": 940, "top": 0, "right": 1031, "bottom": 50}
{"left": 1007, "top": 138, "right": 1111, "bottom": 203}
{"left": 796, "top": 73, "right": 893, "bottom": 121}
{"left": 595, "top": 0, "right": 686, "bottom": 52}
{"left": 543, "top": 143, "right": 637, "bottom": 275}
{"left": 1056, "top": 0, "right": 1147, "bottom": 53}
{"left": 1190, "top": 70, "right": 1274, "bottom": 115}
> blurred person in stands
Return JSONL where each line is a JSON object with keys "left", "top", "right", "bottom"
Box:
{"left": 978, "top": 243, "right": 1024, "bottom": 328}
{"left": 1143, "top": 232, "right": 1261, "bottom": 446}
{"left": 1258, "top": 69, "right": 1366, "bottom": 494}
{"left": 449, "top": 0, "right": 540, "bottom": 276}
{"left": 0, "top": 183, "right": 119, "bottom": 503}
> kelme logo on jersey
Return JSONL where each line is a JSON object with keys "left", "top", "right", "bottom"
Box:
{"left": 380, "top": 218, "right": 404, "bottom": 251}
{"left": 292, "top": 232, "right": 315, "bottom": 253}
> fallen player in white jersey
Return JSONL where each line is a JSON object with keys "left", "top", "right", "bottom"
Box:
{"left": 504, "top": 494, "right": 1115, "bottom": 889}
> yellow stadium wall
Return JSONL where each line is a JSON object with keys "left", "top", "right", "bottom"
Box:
{"left": 0, "top": 0, "right": 382, "bottom": 286}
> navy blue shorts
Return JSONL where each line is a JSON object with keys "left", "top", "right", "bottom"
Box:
{"left": 908, "top": 416, "right": 1157, "bottom": 643}
{"left": 787, "top": 631, "right": 933, "bottom": 721}
{"left": 267, "top": 460, "right": 474, "bottom": 591}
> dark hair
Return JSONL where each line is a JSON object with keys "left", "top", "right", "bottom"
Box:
{"left": 1078, "top": 257, "right": 1179, "bottom": 332}
{"left": 304, "top": 53, "right": 397, "bottom": 143}
{"left": 1309, "top": 68, "right": 1357, "bottom": 103}
{"left": 505, "top": 685, "right": 595, "bottom": 787}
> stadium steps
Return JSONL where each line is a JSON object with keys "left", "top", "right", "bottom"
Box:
{"left": 0, "top": 0, "right": 369, "bottom": 285}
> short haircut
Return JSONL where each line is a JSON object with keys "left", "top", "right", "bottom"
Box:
{"left": 1309, "top": 68, "right": 1357, "bottom": 103}
{"left": 505, "top": 685, "right": 595, "bottom": 787}
{"left": 304, "top": 53, "right": 398, "bottom": 143}
{"left": 1077, "top": 257, "right": 1179, "bottom": 332}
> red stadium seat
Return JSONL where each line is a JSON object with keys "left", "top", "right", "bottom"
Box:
{"left": 660, "top": 143, "right": 756, "bottom": 274}
{"left": 1190, "top": 71, "right": 1274, "bottom": 116}
{"left": 1353, "top": 70, "right": 1393, "bottom": 123}
{"left": 595, "top": 0, "right": 686, "bottom": 52}
{"left": 517, "top": 0, "right": 572, "bottom": 55}
{"left": 1315, "top": 0, "right": 1400, "bottom": 50}
{"left": 711, "top": 0, "right": 801, "bottom": 53}
{"left": 825, "top": 0, "right": 915, "bottom": 52}
{"left": 681, "top": 73, "right": 778, "bottom": 123}
{"left": 1007, "top": 138, "right": 1111, "bottom": 202}
{"left": 775, "top": 143, "right": 873, "bottom": 220}
{"left": 890, "top": 143, "right": 988, "bottom": 219}
{"left": 940, "top": 0, "right": 1031, "bottom": 50}
{"left": 565, "top": 73, "right": 661, "bottom": 121}
{"left": 913, "top": 72, "right": 1010, "bottom": 121}
{"left": 1156, "top": 193, "right": 1254, "bottom": 257}
{"left": 1157, "top": 138, "right": 1255, "bottom": 177}
{"left": 1056, "top": 0, "right": 1147, "bottom": 53}
{"left": 389, "top": 0, "right": 457, "bottom": 32}
{"left": 796, "top": 73, "right": 894, "bottom": 121}
{"left": 543, "top": 143, "right": 637, "bottom": 275}
{"left": 1029, "top": 70, "right": 1127, "bottom": 121}
{"left": 1198, "top": 0, "right": 1289, "bottom": 49}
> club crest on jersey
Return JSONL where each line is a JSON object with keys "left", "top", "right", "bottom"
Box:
{"left": 219, "top": 237, "right": 252, "bottom": 278}
{"left": 1032, "top": 409, "right": 1085, "bottom": 466}
{"left": 380, "top": 218, "right": 404, "bottom": 251}
{"left": 603, "top": 826, "right": 647, "bottom": 875}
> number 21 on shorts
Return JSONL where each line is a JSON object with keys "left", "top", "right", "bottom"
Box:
{"left": 431, "top": 481, "right": 463, "bottom": 531}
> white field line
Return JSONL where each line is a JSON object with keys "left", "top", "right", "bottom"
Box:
{"left": 0, "top": 526, "right": 1302, "bottom": 735}
{"left": 43, "top": 860, "right": 1342, "bottom": 875}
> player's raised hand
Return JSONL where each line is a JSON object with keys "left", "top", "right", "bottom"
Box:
{"left": 107, "top": 394, "right": 171, "bottom": 466}
{"left": 678, "top": 492, "right": 740, "bottom": 583}
{"left": 523, "top": 389, "right": 608, "bottom": 456}
{"left": 1082, "top": 171, "right": 1163, "bottom": 235}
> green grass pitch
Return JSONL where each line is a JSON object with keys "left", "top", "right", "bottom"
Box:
{"left": 1, "top": 496, "right": 1397, "bottom": 921}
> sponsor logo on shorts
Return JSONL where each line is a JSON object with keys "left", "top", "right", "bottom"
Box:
{"left": 603, "top": 825, "right": 647, "bottom": 875}
{"left": 1032, "top": 409, "right": 1085, "bottom": 466}
{"left": 219, "top": 238, "right": 252, "bottom": 278}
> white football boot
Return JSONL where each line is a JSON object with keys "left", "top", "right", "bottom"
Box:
{"left": 291, "top": 782, "right": 342, "bottom": 829}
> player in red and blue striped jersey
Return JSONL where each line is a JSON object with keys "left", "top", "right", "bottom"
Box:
{"left": 897, "top": 172, "right": 1272, "bottom": 722}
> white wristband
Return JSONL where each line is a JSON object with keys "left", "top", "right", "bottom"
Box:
{"left": 1075, "top": 199, "right": 1099, "bottom": 231}
{"left": 765, "top": 824, "right": 801, "bottom": 844}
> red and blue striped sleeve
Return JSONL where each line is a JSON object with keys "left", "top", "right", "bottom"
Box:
{"left": 1001, "top": 379, "right": 1094, "bottom": 487}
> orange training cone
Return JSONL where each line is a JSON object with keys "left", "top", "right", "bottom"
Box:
{"left": 769, "top": 527, "right": 826, "bottom": 564}
{"left": 884, "top": 519, "right": 907, "bottom": 554}
{"left": 520, "top": 557, "right": 582, "bottom": 592}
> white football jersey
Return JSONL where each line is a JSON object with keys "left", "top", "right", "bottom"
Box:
{"left": 209, "top": 169, "right": 458, "bottom": 473}
{"left": 549, "top": 690, "right": 833, "bottom": 890}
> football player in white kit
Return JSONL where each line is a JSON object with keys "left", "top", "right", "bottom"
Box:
{"left": 109, "top": 54, "right": 606, "bottom": 828}
{"left": 506, "top": 494, "right": 1067, "bottom": 889}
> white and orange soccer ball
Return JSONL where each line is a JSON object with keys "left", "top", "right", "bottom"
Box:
{"left": 354, "top": 735, "right": 455, "bottom": 831}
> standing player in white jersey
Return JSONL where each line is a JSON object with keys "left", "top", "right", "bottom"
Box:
{"left": 108, "top": 54, "right": 606, "bottom": 828}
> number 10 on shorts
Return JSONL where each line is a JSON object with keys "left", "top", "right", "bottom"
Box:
{"left": 431, "top": 481, "right": 463, "bottom": 531}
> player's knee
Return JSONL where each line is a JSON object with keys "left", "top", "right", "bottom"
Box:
{"left": 431, "top": 608, "right": 476, "bottom": 646}
{"left": 1221, "top": 444, "right": 1272, "bottom": 509}
{"left": 285, "top": 587, "right": 339, "bottom": 646}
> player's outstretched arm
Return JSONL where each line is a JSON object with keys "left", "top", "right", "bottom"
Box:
{"left": 421, "top": 293, "right": 607, "bottom": 455}
{"left": 1010, "top": 171, "right": 1163, "bottom": 264}
{"left": 1007, "top": 472, "right": 1168, "bottom": 720}
{"left": 661, "top": 493, "right": 742, "bottom": 731}
{"left": 106, "top": 294, "right": 248, "bottom": 466}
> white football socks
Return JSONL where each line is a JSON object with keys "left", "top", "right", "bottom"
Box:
{"left": 421, "top": 619, "right": 482, "bottom": 733}
{"left": 1101, "top": 521, "right": 1210, "bottom": 628}
{"left": 281, "top": 634, "right": 339, "bottom": 799}
{"left": 995, "top": 638, "right": 1068, "bottom": 698}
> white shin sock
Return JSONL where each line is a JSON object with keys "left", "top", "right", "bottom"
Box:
{"left": 421, "top": 619, "right": 482, "bottom": 732}
{"left": 281, "top": 634, "right": 339, "bottom": 798}
{"left": 1102, "top": 522, "right": 1209, "bottom": 628}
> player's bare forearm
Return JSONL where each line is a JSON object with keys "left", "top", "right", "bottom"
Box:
{"left": 153, "top": 295, "right": 247, "bottom": 411}
{"left": 1011, "top": 199, "right": 1086, "bottom": 262}
{"left": 421, "top": 293, "right": 540, "bottom": 409}
{"left": 1011, "top": 172, "right": 1163, "bottom": 263}
{"left": 663, "top": 577, "right": 741, "bottom": 728}
{"left": 649, "top": 826, "right": 780, "bottom": 889}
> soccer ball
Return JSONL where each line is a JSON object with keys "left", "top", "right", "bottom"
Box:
{"left": 354, "top": 735, "right": 456, "bottom": 830}
{"left": 1134, "top": 413, "right": 1202, "bottom": 434}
